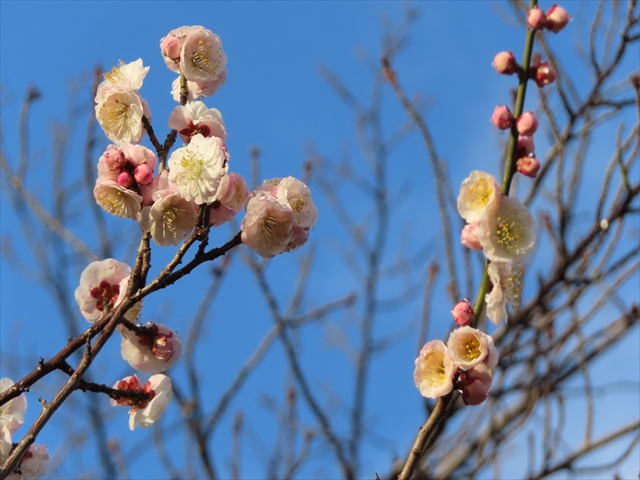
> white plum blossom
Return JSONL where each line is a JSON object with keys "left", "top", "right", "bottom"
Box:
{"left": 95, "top": 59, "right": 150, "bottom": 103}
{"left": 457, "top": 171, "right": 501, "bottom": 224}
{"left": 413, "top": 340, "right": 455, "bottom": 398}
{"left": 241, "top": 191, "right": 294, "bottom": 258}
{"left": 477, "top": 195, "right": 536, "bottom": 263}
{"left": 167, "top": 134, "right": 228, "bottom": 205}
{"left": 95, "top": 89, "right": 148, "bottom": 145}
{"left": 74, "top": 259, "right": 131, "bottom": 323}
{"left": 171, "top": 76, "right": 225, "bottom": 102}
{"left": 485, "top": 261, "right": 525, "bottom": 325}
{"left": 180, "top": 27, "right": 227, "bottom": 83}
{"left": 110, "top": 375, "right": 173, "bottom": 431}
{"left": 119, "top": 322, "right": 182, "bottom": 374}
{"left": 6, "top": 444, "right": 49, "bottom": 480}
{"left": 168, "top": 101, "right": 227, "bottom": 144}
{"left": 274, "top": 177, "right": 318, "bottom": 229}
{"left": 0, "top": 378, "right": 26, "bottom": 435}
{"left": 94, "top": 181, "right": 144, "bottom": 219}
{"left": 447, "top": 326, "right": 496, "bottom": 371}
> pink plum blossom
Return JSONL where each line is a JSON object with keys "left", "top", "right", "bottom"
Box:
{"left": 447, "top": 326, "right": 495, "bottom": 371}
{"left": 167, "top": 134, "right": 228, "bottom": 205}
{"left": 160, "top": 26, "right": 190, "bottom": 72}
{"left": 485, "top": 261, "right": 524, "bottom": 325}
{"left": 171, "top": 76, "right": 225, "bottom": 102}
{"left": 168, "top": 101, "right": 227, "bottom": 144}
{"left": 516, "top": 111, "right": 538, "bottom": 136}
{"left": 241, "top": 191, "right": 295, "bottom": 258}
{"left": 517, "top": 156, "right": 541, "bottom": 178}
{"left": 6, "top": 444, "right": 49, "bottom": 480}
{"left": 476, "top": 195, "right": 536, "bottom": 264}
{"left": 527, "top": 6, "right": 546, "bottom": 30}
{"left": 517, "top": 135, "right": 535, "bottom": 157}
{"left": 74, "top": 259, "right": 131, "bottom": 322}
{"left": 458, "top": 363, "right": 494, "bottom": 406}
{"left": 180, "top": 27, "right": 227, "bottom": 84}
{"left": 209, "top": 173, "right": 249, "bottom": 227}
{"left": 533, "top": 61, "right": 557, "bottom": 87}
{"left": 95, "top": 59, "right": 149, "bottom": 103}
{"left": 493, "top": 51, "right": 518, "bottom": 75}
{"left": 491, "top": 105, "right": 513, "bottom": 130}
{"left": 0, "top": 378, "right": 27, "bottom": 434}
{"left": 413, "top": 340, "right": 455, "bottom": 398}
{"left": 451, "top": 299, "right": 474, "bottom": 326}
{"left": 546, "top": 4, "right": 571, "bottom": 33}
{"left": 457, "top": 171, "right": 501, "bottom": 224}
{"left": 110, "top": 374, "right": 173, "bottom": 431}
{"left": 273, "top": 177, "right": 318, "bottom": 229}
{"left": 461, "top": 224, "right": 483, "bottom": 250}
{"left": 120, "top": 323, "right": 182, "bottom": 374}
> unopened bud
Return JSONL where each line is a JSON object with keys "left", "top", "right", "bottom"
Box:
{"left": 451, "top": 299, "right": 474, "bottom": 326}
{"left": 517, "top": 135, "right": 535, "bottom": 157}
{"left": 546, "top": 5, "right": 571, "bottom": 33}
{"left": 491, "top": 105, "right": 513, "bottom": 130}
{"left": 493, "top": 51, "right": 519, "bottom": 75}
{"left": 534, "top": 61, "right": 557, "bottom": 87}
{"left": 117, "top": 171, "right": 134, "bottom": 188}
{"left": 461, "top": 224, "right": 483, "bottom": 251}
{"left": 134, "top": 164, "right": 154, "bottom": 185}
{"left": 527, "top": 6, "right": 546, "bottom": 30}
{"left": 462, "top": 378, "right": 489, "bottom": 405}
{"left": 161, "top": 35, "right": 182, "bottom": 61}
{"left": 517, "top": 156, "right": 541, "bottom": 178}
{"left": 104, "top": 149, "right": 125, "bottom": 171}
{"left": 516, "top": 111, "right": 538, "bottom": 135}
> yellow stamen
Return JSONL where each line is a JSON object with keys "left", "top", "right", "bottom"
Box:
{"left": 468, "top": 178, "right": 493, "bottom": 210}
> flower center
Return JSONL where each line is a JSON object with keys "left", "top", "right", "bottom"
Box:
{"left": 468, "top": 179, "right": 492, "bottom": 210}
{"left": 178, "top": 151, "right": 204, "bottom": 183}
{"left": 289, "top": 196, "right": 306, "bottom": 214}
{"left": 162, "top": 206, "right": 185, "bottom": 238}
{"left": 422, "top": 350, "right": 446, "bottom": 386}
{"left": 262, "top": 214, "right": 290, "bottom": 247}
{"left": 103, "top": 60, "right": 126, "bottom": 85}
{"left": 96, "top": 188, "right": 130, "bottom": 218}
{"left": 100, "top": 99, "right": 129, "bottom": 137}
{"left": 191, "top": 40, "right": 220, "bottom": 75}
{"left": 496, "top": 216, "right": 523, "bottom": 252}
{"left": 90, "top": 280, "right": 120, "bottom": 312}
{"left": 462, "top": 336, "right": 482, "bottom": 360}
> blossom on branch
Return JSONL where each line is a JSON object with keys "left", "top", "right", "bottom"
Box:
{"left": 95, "top": 59, "right": 150, "bottom": 103}
{"left": 110, "top": 374, "right": 173, "bottom": 431}
{"left": 74, "top": 259, "right": 131, "bottom": 322}
{"left": 6, "top": 444, "right": 49, "bottom": 480}
{"left": 447, "top": 326, "right": 496, "bottom": 371}
{"left": 95, "top": 89, "right": 150, "bottom": 145}
{"left": 485, "top": 261, "right": 524, "bottom": 325}
{"left": 168, "top": 101, "right": 227, "bottom": 144}
{"left": 209, "top": 172, "right": 249, "bottom": 227}
{"left": 457, "top": 171, "right": 501, "bottom": 224}
{"left": 171, "top": 76, "right": 225, "bottom": 102}
{"left": 0, "top": 378, "right": 27, "bottom": 434}
{"left": 180, "top": 27, "right": 227, "bottom": 83}
{"left": 413, "top": 340, "right": 455, "bottom": 398}
{"left": 119, "top": 322, "right": 182, "bottom": 374}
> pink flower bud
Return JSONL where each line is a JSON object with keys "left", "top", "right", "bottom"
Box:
{"left": 534, "top": 61, "right": 557, "bottom": 87}
{"left": 546, "top": 4, "right": 571, "bottom": 33}
{"left": 451, "top": 299, "right": 474, "bottom": 326}
{"left": 516, "top": 111, "right": 538, "bottom": 135}
{"left": 117, "top": 171, "right": 134, "bottom": 188}
{"left": 161, "top": 35, "right": 182, "bottom": 61}
{"left": 517, "top": 156, "right": 541, "bottom": 178}
{"left": 461, "top": 224, "right": 482, "bottom": 250}
{"left": 527, "top": 6, "right": 546, "bottom": 30}
{"left": 491, "top": 105, "right": 513, "bottom": 130}
{"left": 517, "top": 135, "right": 535, "bottom": 157}
{"left": 134, "top": 164, "right": 154, "bottom": 185}
{"left": 461, "top": 378, "right": 489, "bottom": 405}
{"left": 493, "top": 51, "right": 519, "bottom": 75}
{"left": 104, "top": 148, "right": 125, "bottom": 171}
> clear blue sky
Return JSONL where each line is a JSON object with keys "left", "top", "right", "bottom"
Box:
{"left": 1, "top": 1, "right": 638, "bottom": 479}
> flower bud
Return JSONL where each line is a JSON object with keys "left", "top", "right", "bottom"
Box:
{"left": 493, "top": 51, "right": 519, "bottom": 75}
{"left": 461, "top": 377, "right": 489, "bottom": 405}
{"left": 546, "top": 4, "right": 571, "bottom": 33}
{"left": 527, "top": 6, "right": 546, "bottom": 30}
{"left": 517, "top": 135, "right": 535, "bottom": 157}
{"left": 461, "top": 224, "right": 482, "bottom": 250}
{"left": 534, "top": 61, "right": 557, "bottom": 87}
{"left": 161, "top": 35, "right": 182, "bottom": 61}
{"left": 104, "top": 148, "right": 125, "bottom": 171}
{"left": 451, "top": 299, "right": 474, "bottom": 326}
{"left": 517, "top": 156, "right": 541, "bottom": 178}
{"left": 117, "top": 171, "right": 134, "bottom": 188}
{"left": 516, "top": 111, "right": 538, "bottom": 135}
{"left": 134, "top": 164, "right": 154, "bottom": 185}
{"left": 491, "top": 105, "right": 513, "bottom": 130}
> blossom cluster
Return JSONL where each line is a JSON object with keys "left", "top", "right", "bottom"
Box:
{"left": 1, "top": 379, "right": 48, "bottom": 479}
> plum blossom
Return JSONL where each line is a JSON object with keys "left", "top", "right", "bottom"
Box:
{"left": 95, "top": 89, "right": 148, "bottom": 145}
{"left": 493, "top": 51, "right": 518, "bottom": 75}
{"left": 120, "top": 323, "right": 182, "bottom": 374}
{"left": 273, "top": 177, "right": 318, "bottom": 229}
{"left": 533, "top": 61, "right": 557, "bottom": 87}
{"left": 517, "top": 135, "right": 535, "bottom": 157}
{"left": 516, "top": 112, "right": 538, "bottom": 136}
{"left": 209, "top": 173, "right": 249, "bottom": 227}
{"left": 168, "top": 134, "right": 228, "bottom": 205}
{"left": 110, "top": 374, "right": 172, "bottom": 431}
{"left": 95, "top": 59, "right": 149, "bottom": 103}
{"left": 476, "top": 195, "right": 536, "bottom": 264}
{"left": 451, "top": 299, "right": 474, "bottom": 326}
{"left": 168, "top": 101, "right": 227, "bottom": 144}
{"left": 458, "top": 362, "right": 495, "bottom": 406}
{"left": 413, "top": 340, "right": 455, "bottom": 398}
{"left": 160, "top": 26, "right": 190, "bottom": 72}
{"left": 0, "top": 425, "right": 10, "bottom": 465}
{"left": 491, "top": 105, "right": 513, "bottom": 130}
{"left": 180, "top": 27, "right": 227, "bottom": 83}
{"left": 171, "top": 76, "right": 225, "bottom": 102}
{"left": 546, "top": 4, "right": 571, "bottom": 33}
{"left": 517, "top": 156, "right": 541, "bottom": 178}
{"left": 461, "top": 224, "right": 483, "bottom": 250}
{"left": 74, "top": 259, "right": 131, "bottom": 322}
{"left": 241, "top": 192, "right": 294, "bottom": 258}
{"left": 527, "top": 6, "right": 546, "bottom": 30}
{"left": 447, "top": 326, "right": 496, "bottom": 371}
{"left": 0, "top": 378, "right": 27, "bottom": 434}
{"left": 457, "top": 171, "right": 501, "bottom": 224}
{"left": 485, "top": 261, "right": 524, "bottom": 325}
{"left": 94, "top": 181, "right": 143, "bottom": 219}
{"left": 6, "top": 444, "right": 49, "bottom": 480}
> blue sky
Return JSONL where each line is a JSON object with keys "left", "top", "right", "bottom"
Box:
{"left": 1, "top": 1, "right": 639, "bottom": 479}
